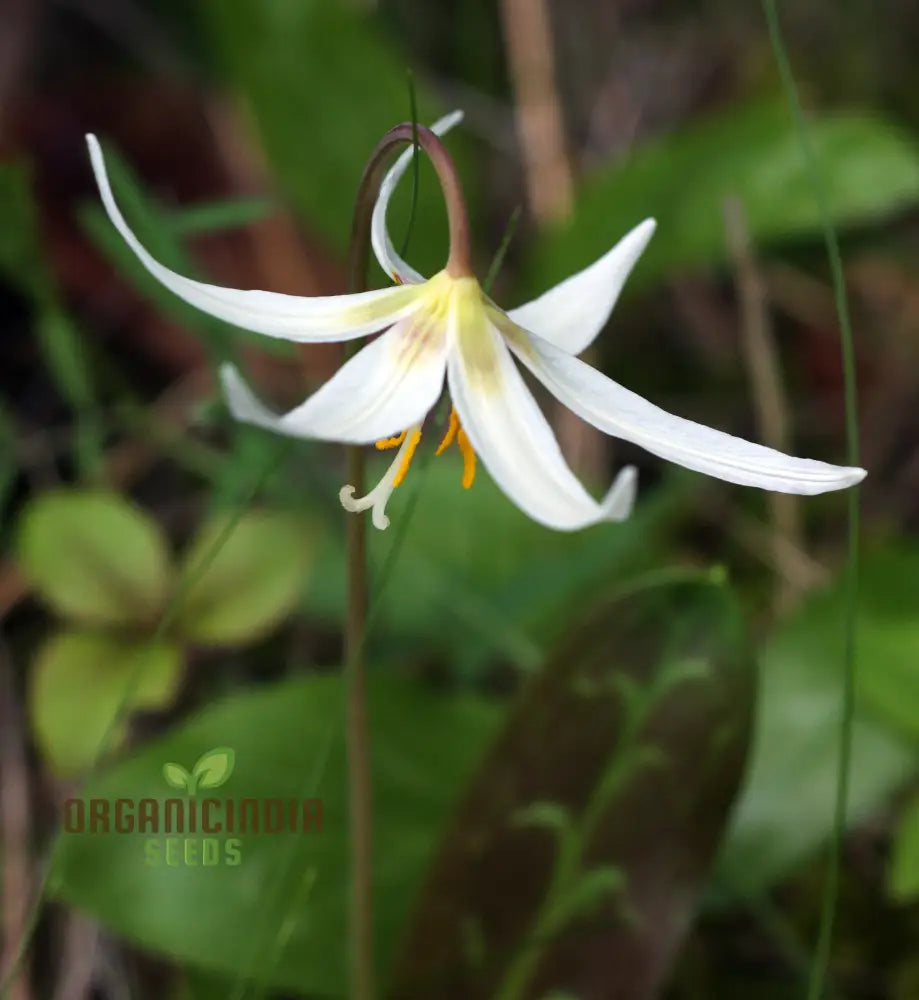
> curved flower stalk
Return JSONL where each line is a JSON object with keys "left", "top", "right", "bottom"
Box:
{"left": 86, "top": 124, "right": 865, "bottom": 532}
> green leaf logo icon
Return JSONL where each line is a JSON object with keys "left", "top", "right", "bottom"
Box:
{"left": 161, "top": 748, "right": 235, "bottom": 795}
{"left": 162, "top": 762, "right": 193, "bottom": 791}
{"left": 192, "top": 747, "right": 235, "bottom": 791}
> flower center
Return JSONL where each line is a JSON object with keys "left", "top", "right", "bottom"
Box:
{"left": 338, "top": 407, "right": 477, "bottom": 530}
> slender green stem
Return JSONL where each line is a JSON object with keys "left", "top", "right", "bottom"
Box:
{"left": 761, "top": 5, "right": 861, "bottom": 999}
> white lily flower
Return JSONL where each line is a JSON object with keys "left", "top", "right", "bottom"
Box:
{"left": 86, "top": 127, "right": 865, "bottom": 532}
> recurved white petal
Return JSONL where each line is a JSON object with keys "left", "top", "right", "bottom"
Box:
{"left": 87, "top": 134, "right": 420, "bottom": 342}
{"left": 506, "top": 218, "right": 656, "bottom": 355}
{"left": 446, "top": 307, "right": 636, "bottom": 531}
{"left": 370, "top": 110, "right": 464, "bottom": 285}
{"left": 508, "top": 330, "right": 866, "bottom": 494}
{"left": 220, "top": 309, "right": 448, "bottom": 444}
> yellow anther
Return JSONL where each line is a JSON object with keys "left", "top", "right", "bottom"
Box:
{"left": 375, "top": 431, "right": 406, "bottom": 450}
{"left": 435, "top": 407, "right": 460, "bottom": 455}
{"left": 457, "top": 428, "right": 477, "bottom": 489}
{"left": 392, "top": 430, "right": 422, "bottom": 487}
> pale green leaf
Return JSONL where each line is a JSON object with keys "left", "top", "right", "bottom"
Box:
{"left": 175, "top": 511, "right": 311, "bottom": 645}
{"left": 30, "top": 631, "right": 183, "bottom": 776}
{"left": 163, "top": 763, "right": 193, "bottom": 791}
{"left": 192, "top": 747, "right": 236, "bottom": 790}
{"left": 17, "top": 491, "right": 173, "bottom": 627}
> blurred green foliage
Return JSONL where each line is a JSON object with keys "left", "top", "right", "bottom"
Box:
{"left": 52, "top": 673, "right": 501, "bottom": 995}
{"left": 17, "top": 492, "right": 312, "bottom": 773}
{"left": 524, "top": 102, "right": 919, "bottom": 300}
{"left": 198, "top": 0, "right": 475, "bottom": 278}
{"left": 305, "top": 457, "right": 690, "bottom": 676}
{"left": 390, "top": 576, "right": 754, "bottom": 1000}
{"left": 718, "top": 546, "right": 919, "bottom": 898}
{"left": 5, "top": 2, "right": 919, "bottom": 995}
{"left": 1, "top": 163, "right": 103, "bottom": 480}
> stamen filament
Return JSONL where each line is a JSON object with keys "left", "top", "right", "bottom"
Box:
{"left": 435, "top": 407, "right": 460, "bottom": 455}
{"left": 457, "top": 428, "right": 477, "bottom": 489}
{"left": 392, "top": 430, "right": 422, "bottom": 487}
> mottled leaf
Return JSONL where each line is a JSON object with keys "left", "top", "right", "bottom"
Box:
{"left": 389, "top": 576, "right": 755, "bottom": 999}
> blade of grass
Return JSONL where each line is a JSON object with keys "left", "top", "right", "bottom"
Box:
{"left": 166, "top": 197, "right": 275, "bottom": 237}
{"left": 399, "top": 70, "right": 421, "bottom": 261}
{"left": 483, "top": 205, "right": 522, "bottom": 295}
{"left": 760, "top": 4, "right": 861, "bottom": 999}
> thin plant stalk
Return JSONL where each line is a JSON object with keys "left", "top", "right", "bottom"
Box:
{"left": 342, "top": 122, "right": 473, "bottom": 1000}
{"left": 761, "top": 4, "right": 861, "bottom": 998}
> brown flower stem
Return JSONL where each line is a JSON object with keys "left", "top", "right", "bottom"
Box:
{"left": 342, "top": 123, "right": 471, "bottom": 1000}
{"left": 349, "top": 124, "right": 473, "bottom": 280}
{"left": 343, "top": 441, "right": 372, "bottom": 1000}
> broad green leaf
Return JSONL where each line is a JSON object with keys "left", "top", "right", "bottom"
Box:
{"left": 389, "top": 577, "right": 754, "bottom": 999}
{"left": 307, "top": 460, "right": 685, "bottom": 676}
{"left": 51, "top": 674, "right": 501, "bottom": 995}
{"left": 717, "top": 546, "right": 919, "bottom": 898}
{"left": 525, "top": 102, "right": 919, "bottom": 299}
{"left": 163, "top": 763, "right": 193, "bottom": 791}
{"left": 175, "top": 511, "right": 311, "bottom": 645}
{"left": 192, "top": 747, "right": 236, "bottom": 790}
{"left": 30, "top": 631, "right": 183, "bottom": 775}
{"left": 890, "top": 790, "right": 919, "bottom": 902}
{"left": 198, "top": 0, "right": 474, "bottom": 277}
{"left": 17, "top": 491, "right": 173, "bottom": 627}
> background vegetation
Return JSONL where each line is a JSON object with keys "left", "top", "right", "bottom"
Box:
{"left": 2, "top": 1, "right": 919, "bottom": 997}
